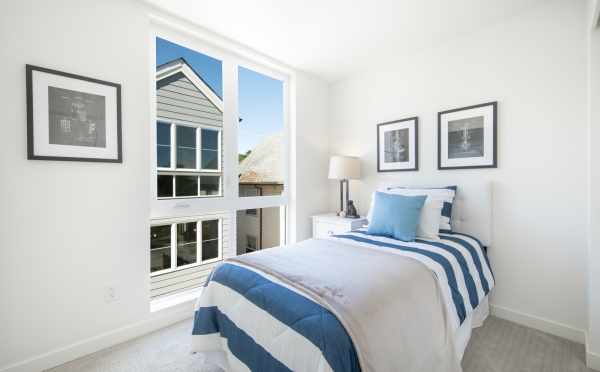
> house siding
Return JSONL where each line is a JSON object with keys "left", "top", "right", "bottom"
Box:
{"left": 157, "top": 72, "right": 223, "bottom": 127}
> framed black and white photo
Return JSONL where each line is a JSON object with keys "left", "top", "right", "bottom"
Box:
{"left": 377, "top": 117, "right": 418, "bottom": 172}
{"left": 26, "top": 65, "right": 122, "bottom": 162}
{"left": 438, "top": 102, "right": 497, "bottom": 170}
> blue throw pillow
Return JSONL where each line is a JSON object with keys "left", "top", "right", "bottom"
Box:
{"left": 367, "top": 192, "right": 427, "bottom": 242}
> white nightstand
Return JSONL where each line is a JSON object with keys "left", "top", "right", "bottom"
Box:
{"left": 312, "top": 213, "right": 368, "bottom": 239}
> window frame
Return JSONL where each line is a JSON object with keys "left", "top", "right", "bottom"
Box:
{"left": 150, "top": 217, "right": 223, "bottom": 277}
{"left": 149, "top": 21, "right": 292, "bottom": 298}
{"left": 150, "top": 25, "right": 291, "bottom": 219}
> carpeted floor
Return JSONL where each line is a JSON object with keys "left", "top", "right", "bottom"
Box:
{"left": 47, "top": 316, "right": 594, "bottom": 372}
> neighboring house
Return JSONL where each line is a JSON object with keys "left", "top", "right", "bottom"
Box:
{"left": 156, "top": 57, "right": 223, "bottom": 126}
{"left": 155, "top": 58, "right": 224, "bottom": 198}
{"left": 237, "top": 133, "right": 284, "bottom": 254}
{"left": 150, "top": 58, "right": 229, "bottom": 300}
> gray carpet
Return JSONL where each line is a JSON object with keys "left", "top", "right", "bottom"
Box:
{"left": 48, "top": 316, "right": 594, "bottom": 372}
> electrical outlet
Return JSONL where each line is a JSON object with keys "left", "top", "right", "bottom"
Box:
{"left": 104, "top": 286, "right": 118, "bottom": 303}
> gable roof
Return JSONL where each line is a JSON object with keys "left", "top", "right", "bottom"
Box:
{"left": 156, "top": 58, "right": 223, "bottom": 112}
{"left": 239, "top": 133, "right": 283, "bottom": 184}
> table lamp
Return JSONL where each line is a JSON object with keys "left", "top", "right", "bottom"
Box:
{"left": 328, "top": 155, "right": 361, "bottom": 218}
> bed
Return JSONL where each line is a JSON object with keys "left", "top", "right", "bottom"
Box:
{"left": 191, "top": 182, "right": 494, "bottom": 372}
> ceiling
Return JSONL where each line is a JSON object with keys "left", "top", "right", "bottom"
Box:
{"left": 145, "top": 0, "right": 548, "bottom": 81}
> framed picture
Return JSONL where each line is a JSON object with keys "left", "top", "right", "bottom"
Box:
{"left": 438, "top": 101, "right": 497, "bottom": 170}
{"left": 26, "top": 64, "right": 122, "bottom": 162}
{"left": 377, "top": 117, "right": 418, "bottom": 172}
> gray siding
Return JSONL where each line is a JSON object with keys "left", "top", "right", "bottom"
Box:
{"left": 157, "top": 72, "right": 223, "bottom": 127}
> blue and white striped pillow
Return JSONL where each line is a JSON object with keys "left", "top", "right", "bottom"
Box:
{"left": 387, "top": 186, "right": 457, "bottom": 231}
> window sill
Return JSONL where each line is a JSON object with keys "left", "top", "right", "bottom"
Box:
{"left": 150, "top": 286, "right": 202, "bottom": 313}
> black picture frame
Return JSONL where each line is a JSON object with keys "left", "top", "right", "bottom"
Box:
{"left": 377, "top": 116, "right": 419, "bottom": 172}
{"left": 26, "top": 64, "right": 122, "bottom": 163}
{"left": 437, "top": 101, "right": 497, "bottom": 170}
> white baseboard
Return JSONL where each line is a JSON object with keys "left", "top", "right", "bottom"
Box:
{"left": 490, "top": 304, "right": 585, "bottom": 344}
{"left": 0, "top": 300, "right": 195, "bottom": 372}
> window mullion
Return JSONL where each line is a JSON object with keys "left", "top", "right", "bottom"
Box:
{"left": 197, "top": 127, "right": 201, "bottom": 171}
{"left": 218, "top": 130, "right": 222, "bottom": 173}
{"left": 198, "top": 220, "right": 203, "bottom": 263}
{"left": 170, "top": 123, "right": 176, "bottom": 170}
{"left": 171, "top": 174, "right": 176, "bottom": 197}
{"left": 170, "top": 223, "right": 177, "bottom": 270}
{"left": 222, "top": 60, "right": 238, "bottom": 200}
{"left": 197, "top": 128, "right": 202, "bottom": 197}
{"left": 218, "top": 219, "right": 223, "bottom": 260}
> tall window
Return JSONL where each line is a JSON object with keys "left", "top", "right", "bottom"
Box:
{"left": 151, "top": 32, "right": 289, "bottom": 302}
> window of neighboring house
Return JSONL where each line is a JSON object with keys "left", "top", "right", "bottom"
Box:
{"left": 151, "top": 219, "right": 222, "bottom": 275}
{"left": 246, "top": 235, "right": 257, "bottom": 253}
{"left": 156, "top": 122, "right": 222, "bottom": 198}
{"left": 150, "top": 217, "right": 226, "bottom": 300}
{"left": 150, "top": 225, "right": 171, "bottom": 273}
{"left": 246, "top": 208, "right": 257, "bottom": 216}
{"left": 236, "top": 206, "right": 286, "bottom": 256}
{"left": 202, "top": 219, "right": 220, "bottom": 261}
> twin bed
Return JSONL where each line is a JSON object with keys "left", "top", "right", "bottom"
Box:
{"left": 191, "top": 183, "right": 494, "bottom": 372}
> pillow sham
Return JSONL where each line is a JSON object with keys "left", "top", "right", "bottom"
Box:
{"left": 367, "top": 192, "right": 427, "bottom": 242}
{"left": 383, "top": 186, "right": 457, "bottom": 231}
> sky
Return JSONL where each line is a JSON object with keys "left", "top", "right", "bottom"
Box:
{"left": 156, "top": 37, "right": 283, "bottom": 154}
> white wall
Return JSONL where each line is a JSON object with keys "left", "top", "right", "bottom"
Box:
{"left": 328, "top": 0, "right": 589, "bottom": 339}
{"left": 0, "top": 1, "right": 330, "bottom": 370}
{"left": 0, "top": 0, "right": 152, "bottom": 370}
{"left": 293, "top": 73, "right": 331, "bottom": 241}
{"left": 587, "top": 0, "right": 600, "bottom": 368}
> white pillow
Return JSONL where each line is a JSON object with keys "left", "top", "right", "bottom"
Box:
{"left": 367, "top": 190, "right": 443, "bottom": 240}
{"left": 384, "top": 187, "right": 456, "bottom": 231}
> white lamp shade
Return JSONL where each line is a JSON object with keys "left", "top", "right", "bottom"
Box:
{"left": 328, "top": 155, "right": 361, "bottom": 180}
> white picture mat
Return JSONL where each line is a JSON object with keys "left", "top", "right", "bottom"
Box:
{"left": 32, "top": 70, "right": 119, "bottom": 159}
{"left": 378, "top": 119, "right": 416, "bottom": 170}
{"left": 440, "top": 106, "right": 494, "bottom": 168}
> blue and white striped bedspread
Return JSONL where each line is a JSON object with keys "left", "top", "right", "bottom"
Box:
{"left": 192, "top": 229, "right": 493, "bottom": 371}
{"left": 192, "top": 262, "right": 360, "bottom": 372}
{"left": 329, "top": 229, "right": 495, "bottom": 328}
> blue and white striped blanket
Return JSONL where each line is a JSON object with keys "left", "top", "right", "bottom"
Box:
{"left": 192, "top": 229, "right": 494, "bottom": 372}
{"left": 330, "top": 229, "right": 495, "bottom": 328}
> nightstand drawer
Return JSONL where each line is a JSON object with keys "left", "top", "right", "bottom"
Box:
{"left": 314, "top": 222, "right": 349, "bottom": 239}
{"left": 312, "top": 213, "right": 368, "bottom": 239}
